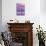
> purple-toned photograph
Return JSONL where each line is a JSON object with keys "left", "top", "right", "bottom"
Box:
{"left": 16, "top": 3, "right": 25, "bottom": 16}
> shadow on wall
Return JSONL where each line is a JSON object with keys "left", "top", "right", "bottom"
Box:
{"left": 40, "top": 0, "right": 46, "bottom": 13}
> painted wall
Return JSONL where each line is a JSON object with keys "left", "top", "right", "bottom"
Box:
{"left": 0, "top": 0, "right": 2, "bottom": 32}
{"left": 2, "top": 0, "right": 40, "bottom": 31}
{"left": 2, "top": 0, "right": 46, "bottom": 46}
{"left": 40, "top": 0, "right": 46, "bottom": 13}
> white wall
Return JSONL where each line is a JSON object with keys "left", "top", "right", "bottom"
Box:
{"left": 0, "top": 0, "right": 2, "bottom": 32}
{"left": 40, "top": 0, "right": 46, "bottom": 31}
{"left": 40, "top": 0, "right": 46, "bottom": 13}
{"left": 2, "top": 0, "right": 40, "bottom": 31}
{"left": 2, "top": 0, "right": 46, "bottom": 46}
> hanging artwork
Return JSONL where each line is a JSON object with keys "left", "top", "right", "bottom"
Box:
{"left": 16, "top": 3, "right": 25, "bottom": 16}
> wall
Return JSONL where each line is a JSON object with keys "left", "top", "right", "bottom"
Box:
{"left": 0, "top": 0, "right": 2, "bottom": 32}
{"left": 2, "top": 0, "right": 40, "bottom": 30}
{"left": 2, "top": 0, "right": 46, "bottom": 46}
{"left": 40, "top": 0, "right": 46, "bottom": 13}
{"left": 40, "top": 0, "right": 46, "bottom": 31}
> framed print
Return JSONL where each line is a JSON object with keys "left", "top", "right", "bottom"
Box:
{"left": 16, "top": 3, "right": 25, "bottom": 16}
